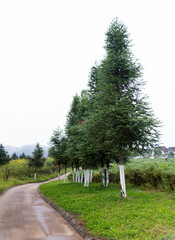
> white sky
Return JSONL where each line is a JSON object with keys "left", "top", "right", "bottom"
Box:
{"left": 0, "top": 0, "right": 174, "bottom": 147}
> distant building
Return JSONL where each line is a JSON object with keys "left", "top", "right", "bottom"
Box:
{"left": 160, "top": 146, "right": 175, "bottom": 158}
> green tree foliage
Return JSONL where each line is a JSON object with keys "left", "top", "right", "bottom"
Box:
{"left": 88, "top": 18, "right": 160, "bottom": 162}
{"left": 29, "top": 143, "right": 45, "bottom": 174}
{"left": 11, "top": 153, "right": 18, "bottom": 160}
{"left": 65, "top": 91, "right": 91, "bottom": 170}
{"left": 169, "top": 152, "right": 174, "bottom": 158}
{"left": 154, "top": 147, "right": 162, "bottom": 157}
{"left": 19, "top": 152, "right": 27, "bottom": 159}
{"left": 85, "top": 18, "right": 160, "bottom": 195}
{"left": 50, "top": 17, "right": 160, "bottom": 194}
{"left": 49, "top": 127, "right": 65, "bottom": 173}
{"left": 0, "top": 144, "right": 10, "bottom": 165}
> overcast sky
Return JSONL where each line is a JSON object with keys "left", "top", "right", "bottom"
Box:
{"left": 0, "top": 0, "right": 174, "bottom": 147}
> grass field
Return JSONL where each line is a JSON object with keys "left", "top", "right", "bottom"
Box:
{"left": 125, "top": 157, "right": 175, "bottom": 173}
{"left": 39, "top": 181, "right": 175, "bottom": 240}
{"left": 0, "top": 165, "right": 68, "bottom": 194}
{"left": 39, "top": 158, "right": 175, "bottom": 240}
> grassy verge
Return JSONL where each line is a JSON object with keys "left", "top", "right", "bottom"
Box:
{"left": 0, "top": 169, "right": 70, "bottom": 194}
{"left": 40, "top": 181, "right": 175, "bottom": 240}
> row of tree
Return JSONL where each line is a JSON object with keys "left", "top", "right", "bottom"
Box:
{"left": 0, "top": 143, "right": 45, "bottom": 179}
{"left": 0, "top": 144, "right": 33, "bottom": 165}
{"left": 49, "top": 18, "right": 160, "bottom": 197}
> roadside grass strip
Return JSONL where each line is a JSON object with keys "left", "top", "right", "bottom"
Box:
{"left": 0, "top": 166, "right": 70, "bottom": 194}
{"left": 40, "top": 182, "right": 175, "bottom": 240}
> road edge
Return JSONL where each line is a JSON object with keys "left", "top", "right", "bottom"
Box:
{"left": 37, "top": 187, "right": 105, "bottom": 240}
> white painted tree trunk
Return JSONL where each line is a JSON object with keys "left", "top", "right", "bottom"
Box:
{"left": 90, "top": 169, "right": 93, "bottom": 182}
{"left": 58, "top": 173, "right": 60, "bottom": 184}
{"left": 34, "top": 173, "right": 36, "bottom": 179}
{"left": 76, "top": 170, "right": 78, "bottom": 183}
{"left": 72, "top": 169, "right": 75, "bottom": 182}
{"left": 87, "top": 169, "right": 90, "bottom": 187}
{"left": 101, "top": 167, "right": 105, "bottom": 186}
{"left": 64, "top": 172, "right": 66, "bottom": 183}
{"left": 84, "top": 169, "right": 90, "bottom": 187}
{"left": 77, "top": 169, "right": 80, "bottom": 183}
{"left": 119, "top": 164, "right": 127, "bottom": 198}
{"left": 81, "top": 170, "right": 84, "bottom": 183}
{"left": 84, "top": 169, "right": 87, "bottom": 187}
{"left": 106, "top": 167, "right": 109, "bottom": 187}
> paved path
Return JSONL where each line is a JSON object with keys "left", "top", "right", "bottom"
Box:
{"left": 0, "top": 176, "right": 83, "bottom": 240}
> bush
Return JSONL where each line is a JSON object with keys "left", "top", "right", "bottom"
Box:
{"left": 8, "top": 159, "right": 29, "bottom": 177}
{"left": 92, "top": 173, "right": 102, "bottom": 183}
{"left": 163, "top": 173, "right": 175, "bottom": 191}
{"left": 2, "top": 165, "right": 11, "bottom": 181}
{"left": 92, "top": 166, "right": 175, "bottom": 191}
{"left": 44, "top": 157, "right": 54, "bottom": 167}
{"left": 125, "top": 168, "right": 146, "bottom": 186}
{"left": 143, "top": 167, "right": 163, "bottom": 188}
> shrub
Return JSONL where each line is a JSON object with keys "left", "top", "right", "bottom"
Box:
{"left": 44, "top": 157, "right": 54, "bottom": 167}
{"left": 143, "top": 167, "right": 163, "bottom": 188}
{"left": 92, "top": 166, "right": 175, "bottom": 190}
{"left": 125, "top": 168, "right": 146, "bottom": 186}
{"left": 163, "top": 173, "right": 175, "bottom": 191}
{"left": 8, "top": 159, "right": 29, "bottom": 177}
{"left": 2, "top": 165, "right": 11, "bottom": 181}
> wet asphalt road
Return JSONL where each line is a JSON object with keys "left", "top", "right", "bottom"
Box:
{"left": 0, "top": 178, "right": 83, "bottom": 240}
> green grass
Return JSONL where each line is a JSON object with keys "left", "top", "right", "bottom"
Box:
{"left": 0, "top": 173, "right": 57, "bottom": 193}
{"left": 0, "top": 166, "right": 69, "bottom": 194}
{"left": 111, "top": 158, "right": 175, "bottom": 174}
{"left": 40, "top": 182, "right": 175, "bottom": 240}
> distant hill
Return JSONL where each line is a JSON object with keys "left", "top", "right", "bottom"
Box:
{"left": 5, "top": 145, "right": 48, "bottom": 158}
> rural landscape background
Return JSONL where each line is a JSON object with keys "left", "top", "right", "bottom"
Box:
{"left": 1, "top": 1, "right": 175, "bottom": 240}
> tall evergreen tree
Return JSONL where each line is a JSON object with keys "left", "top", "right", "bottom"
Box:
{"left": 29, "top": 143, "right": 45, "bottom": 178}
{"left": 11, "top": 153, "right": 18, "bottom": 160}
{"left": 65, "top": 92, "right": 90, "bottom": 182}
{"left": 49, "top": 127, "right": 64, "bottom": 183}
{"left": 19, "top": 153, "right": 27, "bottom": 159}
{"left": 87, "top": 18, "right": 160, "bottom": 197}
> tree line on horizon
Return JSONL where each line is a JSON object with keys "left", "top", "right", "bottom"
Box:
{"left": 48, "top": 17, "right": 160, "bottom": 197}
{"left": 0, "top": 143, "right": 32, "bottom": 163}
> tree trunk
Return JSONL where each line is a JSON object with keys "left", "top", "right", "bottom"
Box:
{"left": 76, "top": 165, "right": 78, "bottom": 183}
{"left": 34, "top": 167, "right": 37, "bottom": 179}
{"left": 78, "top": 169, "right": 80, "bottom": 183}
{"left": 58, "top": 164, "right": 60, "bottom": 184}
{"left": 64, "top": 165, "right": 66, "bottom": 184}
{"left": 101, "top": 167, "right": 105, "bottom": 187}
{"left": 90, "top": 169, "right": 93, "bottom": 182}
{"left": 84, "top": 169, "right": 90, "bottom": 187}
{"left": 87, "top": 169, "right": 90, "bottom": 187}
{"left": 72, "top": 169, "right": 75, "bottom": 182}
{"left": 72, "top": 164, "right": 75, "bottom": 182}
{"left": 106, "top": 162, "right": 110, "bottom": 187}
{"left": 119, "top": 151, "right": 127, "bottom": 198}
{"left": 84, "top": 169, "right": 87, "bottom": 187}
{"left": 81, "top": 169, "right": 84, "bottom": 183}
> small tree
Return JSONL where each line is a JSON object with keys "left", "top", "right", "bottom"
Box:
{"left": 29, "top": 143, "right": 45, "bottom": 179}
{"left": 49, "top": 127, "right": 63, "bottom": 183}
{"left": 19, "top": 152, "right": 27, "bottom": 159}
{"left": 11, "top": 153, "right": 18, "bottom": 160}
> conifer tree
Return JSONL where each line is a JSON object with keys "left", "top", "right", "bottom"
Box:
{"left": 29, "top": 143, "right": 45, "bottom": 179}
{"left": 88, "top": 18, "right": 160, "bottom": 196}
{"left": 49, "top": 127, "right": 64, "bottom": 183}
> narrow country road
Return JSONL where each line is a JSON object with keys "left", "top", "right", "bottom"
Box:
{"left": 0, "top": 177, "right": 83, "bottom": 240}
